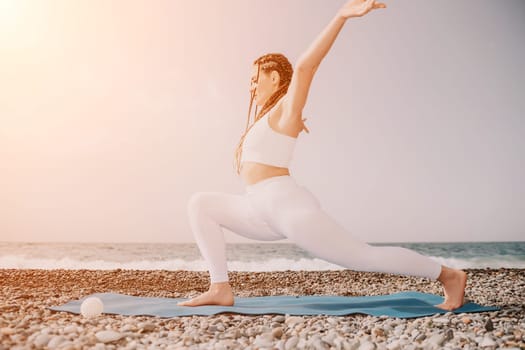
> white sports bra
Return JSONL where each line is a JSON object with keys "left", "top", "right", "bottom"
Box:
{"left": 240, "top": 110, "right": 297, "bottom": 168}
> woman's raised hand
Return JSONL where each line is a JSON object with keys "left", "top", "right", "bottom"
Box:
{"left": 338, "top": 0, "right": 387, "bottom": 19}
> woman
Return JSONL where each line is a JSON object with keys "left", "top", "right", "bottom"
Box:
{"left": 179, "top": 0, "right": 467, "bottom": 311}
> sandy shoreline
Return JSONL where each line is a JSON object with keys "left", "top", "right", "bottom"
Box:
{"left": 1, "top": 268, "right": 523, "bottom": 349}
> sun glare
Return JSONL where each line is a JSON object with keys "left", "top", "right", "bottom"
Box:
{"left": 0, "top": 0, "right": 53, "bottom": 53}
{"left": 0, "top": 0, "right": 26, "bottom": 49}
{"left": 0, "top": 0, "right": 21, "bottom": 30}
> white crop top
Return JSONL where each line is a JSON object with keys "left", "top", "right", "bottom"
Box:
{"left": 240, "top": 111, "right": 297, "bottom": 168}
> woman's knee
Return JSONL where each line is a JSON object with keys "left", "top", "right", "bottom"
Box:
{"left": 187, "top": 192, "right": 213, "bottom": 217}
{"left": 187, "top": 191, "right": 236, "bottom": 220}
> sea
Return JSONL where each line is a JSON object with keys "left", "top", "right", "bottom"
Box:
{"left": 0, "top": 241, "right": 524, "bottom": 271}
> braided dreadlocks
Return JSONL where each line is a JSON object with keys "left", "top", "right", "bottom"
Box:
{"left": 234, "top": 53, "right": 309, "bottom": 174}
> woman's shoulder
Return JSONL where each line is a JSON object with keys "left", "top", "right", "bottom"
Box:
{"left": 269, "top": 96, "right": 305, "bottom": 138}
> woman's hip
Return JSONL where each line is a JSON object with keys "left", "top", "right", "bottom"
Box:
{"left": 246, "top": 175, "right": 322, "bottom": 231}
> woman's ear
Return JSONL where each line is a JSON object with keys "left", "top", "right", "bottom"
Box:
{"left": 270, "top": 70, "right": 281, "bottom": 86}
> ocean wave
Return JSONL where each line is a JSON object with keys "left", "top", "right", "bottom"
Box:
{"left": 0, "top": 255, "right": 524, "bottom": 270}
{"left": 427, "top": 255, "right": 525, "bottom": 269}
{"left": 0, "top": 255, "right": 344, "bottom": 271}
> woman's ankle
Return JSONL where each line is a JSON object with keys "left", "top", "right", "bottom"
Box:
{"left": 209, "top": 281, "right": 232, "bottom": 292}
{"left": 437, "top": 265, "right": 454, "bottom": 282}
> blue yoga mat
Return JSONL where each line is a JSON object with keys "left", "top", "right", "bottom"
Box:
{"left": 50, "top": 291, "right": 498, "bottom": 319}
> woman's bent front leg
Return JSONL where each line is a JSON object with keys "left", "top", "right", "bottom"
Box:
{"left": 178, "top": 191, "right": 284, "bottom": 306}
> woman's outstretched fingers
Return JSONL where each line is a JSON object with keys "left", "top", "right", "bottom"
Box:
{"left": 339, "top": 0, "right": 387, "bottom": 19}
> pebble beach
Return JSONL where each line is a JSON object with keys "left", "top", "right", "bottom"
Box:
{"left": 1, "top": 268, "right": 523, "bottom": 350}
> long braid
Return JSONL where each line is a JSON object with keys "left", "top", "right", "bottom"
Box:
{"left": 233, "top": 64, "right": 260, "bottom": 174}
{"left": 234, "top": 53, "right": 309, "bottom": 174}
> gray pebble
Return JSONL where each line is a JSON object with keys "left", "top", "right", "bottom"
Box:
{"left": 297, "top": 338, "right": 308, "bottom": 348}
{"left": 479, "top": 335, "right": 497, "bottom": 347}
{"left": 254, "top": 333, "right": 274, "bottom": 348}
{"left": 272, "top": 327, "right": 283, "bottom": 339}
{"left": 125, "top": 340, "right": 138, "bottom": 350}
{"left": 346, "top": 339, "right": 361, "bottom": 350}
{"left": 220, "top": 329, "right": 236, "bottom": 339}
{"left": 285, "top": 316, "right": 305, "bottom": 327}
{"left": 414, "top": 333, "right": 426, "bottom": 342}
{"left": 307, "top": 334, "right": 323, "bottom": 349}
{"left": 62, "top": 325, "right": 77, "bottom": 334}
{"left": 327, "top": 317, "right": 339, "bottom": 326}
{"left": 401, "top": 344, "right": 418, "bottom": 350}
{"left": 475, "top": 335, "right": 484, "bottom": 344}
{"left": 341, "top": 326, "right": 354, "bottom": 334}
{"left": 95, "top": 330, "right": 123, "bottom": 343}
{"left": 385, "top": 340, "right": 401, "bottom": 350}
{"left": 119, "top": 324, "right": 135, "bottom": 332}
{"left": 40, "top": 327, "right": 52, "bottom": 335}
{"left": 426, "top": 333, "right": 445, "bottom": 347}
{"left": 33, "top": 333, "right": 50, "bottom": 348}
{"left": 444, "top": 328, "right": 454, "bottom": 342}
{"left": 274, "top": 339, "right": 285, "bottom": 350}
{"left": 285, "top": 335, "right": 299, "bottom": 350}
{"left": 273, "top": 315, "right": 286, "bottom": 323}
{"left": 47, "top": 336, "right": 65, "bottom": 349}
{"left": 484, "top": 318, "right": 494, "bottom": 331}
{"left": 56, "top": 340, "right": 74, "bottom": 350}
{"left": 358, "top": 340, "right": 377, "bottom": 350}
{"left": 433, "top": 317, "right": 451, "bottom": 325}
{"left": 138, "top": 322, "right": 156, "bottom": 332}
{"left": 322, "top": 331, "right": 337, "bottom": 346}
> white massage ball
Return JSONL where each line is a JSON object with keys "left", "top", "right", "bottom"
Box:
{"left": 80, "top": 297, "right": 104, "bottom": 318}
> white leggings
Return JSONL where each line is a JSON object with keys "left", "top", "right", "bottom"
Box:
{"left": 187, "top": 175, "right": 442, "bottom": 283}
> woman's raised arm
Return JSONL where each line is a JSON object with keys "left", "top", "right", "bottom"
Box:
{"left": 282, "top": 0, "right": 386, "bottom": 121}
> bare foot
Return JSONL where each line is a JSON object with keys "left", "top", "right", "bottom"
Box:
{"left": 435, "top": 266, "right": 467, "bottom": 311}
{"left": 177, "top": 282, "right": 234, "bottom": 307}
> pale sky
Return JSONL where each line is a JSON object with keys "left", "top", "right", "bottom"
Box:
{"left": 1, "top": 0, "right": 524, "bottom": 243}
